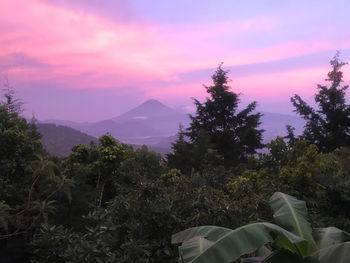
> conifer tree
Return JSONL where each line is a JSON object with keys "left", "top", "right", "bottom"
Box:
{"left": 291, "top": 52, "right": 350, "bottom": 152}
{"left": 168, "top": 64, "right": 264, "bottom": 170}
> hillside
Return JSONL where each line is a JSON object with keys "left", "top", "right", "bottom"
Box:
{"left": 37, "top": 123, "right": 170, "bottom": 157}
{"left": 37, "top": 123, "right": 98, "bottom": 157}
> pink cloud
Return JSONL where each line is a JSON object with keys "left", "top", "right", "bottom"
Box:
{"left": 0, "top": 0, "right": 349, "bottom": 99}
{"left": 0, "top": 0, "right": 174, "bottom": 85}
{"left": 146, "top": 66, "right": 346, "bottom": 104}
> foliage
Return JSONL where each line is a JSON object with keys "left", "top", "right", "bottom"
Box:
{"left": 2, "top": 57, "right": 350, "bottom": 262}
{"left": 120, "top": 145, "right": 165, "bottom": 187}
{"left": 172, "top": 192, "right": 350, "bottom": 263}
{"left": 0, "top": 88, "right": 74, "bottom": 261}
{"left": 168, "top": 64, "right": 264, "bottom": 172}
{"left": 226, "top": 137, "right": 350, "bottom": 230}
{"left": 31, "top": 175, "right": 241, "bottom": 262}
{"left": 291, "top": 52, "right": 350, "bottom": 152}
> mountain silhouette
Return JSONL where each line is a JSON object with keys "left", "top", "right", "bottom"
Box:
{"left": 114, "top": 99, "right": 181, "bottom": 121}
{"left": 40, "top": 99, "right": 305, "bottom": 154}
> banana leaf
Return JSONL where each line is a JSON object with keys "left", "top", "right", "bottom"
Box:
{"left": 172, "top": 225, "right": 232, "bottom": 244}
{"left": 173, "top": 223, "right": 304, "bottom": 263}
{"left": 269, "top": 192, "right": 317, "bottom": 256}
{"left": 262, "top": 249, "right": 303, "bottom": 263}
{"left": 178, "top": 237, "right": 214, "bottom": 263}
{"left": 313, "top": 227, "right": 350, "bottom": 249}
{"left": 308, "top": 241, "right": 350, "bottom": 263}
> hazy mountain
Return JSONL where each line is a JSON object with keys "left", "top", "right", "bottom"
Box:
{"left": 77, "top": 119, "right": 162, "bottom": 139}
{"left": 41, "top": 99, "right": 188, "bottom": 139}
{"left": 113, "top": 99, "right": 189, "bottom": 136}
{"left": 41, "top": 119, "right": 89, "bottom": 128}
{"left": 114, "top": 99, "right": 181, "bottom": 121}
{"left": 121, "top": 135, "right": 177, "bottom": 150}
{"left": 39, "top": 99, "right": 306, "bottom": 154}
{"left": 37, "top": 123, "right": 98, "bottom": 157}
{"left": 37, "top": 123, "right": 170, "bottom": 157}
{"left": 260, "top": 111, "right": 305, "bottom": 142}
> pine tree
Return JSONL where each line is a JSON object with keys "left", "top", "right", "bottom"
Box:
{"left": 291, "top": 52, "right": 350, "bottom": 152}
{"left": 168, "top": 64, "right": 264, "bottom": 170}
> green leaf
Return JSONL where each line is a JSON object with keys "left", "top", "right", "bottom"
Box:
{"left": 178, "top": 237, "right": 214, "bottom": 263}
{"left": 172, "top": 226, "right": 231, "bottom": 244}
{"left": 241, "top": 257, "right": 264, "bottom": 263}
{"left": 269, "top": 192, "right": 317, "bottom": 256}
{"left": 308, "top": 241, "right": 350, "bottom": 263}
{"left": 256, "top": 245, "right": 271, "bottom": 257}
{"left": 314, "top": 227, "right": 350, "bottom": 249}
{"left": 174, "top": 223, "right": 304, "bottom": 263}
{"left": 262, "top": 249, "right": 303, "bottom": 263}
{"left": 274, "top": 234, "right": 307, "bottom": 257}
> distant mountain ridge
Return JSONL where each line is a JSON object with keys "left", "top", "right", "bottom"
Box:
{"left": 41, "top": 99, "right": 190, "bottom": 144}
{"left": 260, "top": 111, "right": 305, "bottom": 142}
{"left": 37, "top": 123, "right": 98, "bottom": 157}
{"left": 40, "top": 99, "right": 305, "bottom": 154}
{"left": 114, "top": 99, "right": 182, "bottom": 121}
{"left": 37, "top": 123, "right": 170, "bottom": 157}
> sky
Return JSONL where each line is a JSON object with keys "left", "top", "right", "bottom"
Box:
{"left": 0, "top": 0, "right": 350, "bottom": 121}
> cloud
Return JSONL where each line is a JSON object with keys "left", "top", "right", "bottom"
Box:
{"left": 0, "top": 53, "right": 48, "bottom": 70}
{"left": 43, "top": 0, "right": 136, "bottom": 24}
{"left": 1, "top": 0, "right": 349, "bottom": 90}
{"left": 0, "top": 0, "right": 350, "bottom": 120}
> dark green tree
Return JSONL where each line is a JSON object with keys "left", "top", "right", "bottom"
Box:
{"left": 291, "top": 52, "right": 350, "bottom": 152}
{"left": 95, "top": 134, "right": 126, "bottom": 207}
{"left": 168, "top": 64, "right": 264, "bottom": 171}
{"left": 0, "top": 86, "right": 74, "bottom": 262}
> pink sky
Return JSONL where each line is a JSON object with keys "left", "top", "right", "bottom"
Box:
{"left": 0, "top": 0, "right": 350, "bottom": 121}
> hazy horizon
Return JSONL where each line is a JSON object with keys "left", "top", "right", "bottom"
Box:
{"left": 36, "top": 98, "right": 303, "bottom": 124}
{"left": 1, "top": 0, "right": 350, "bottom": 122}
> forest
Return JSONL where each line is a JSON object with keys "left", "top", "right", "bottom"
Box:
{"left": 1, "top": 53, "right": 350, "bottom": 262}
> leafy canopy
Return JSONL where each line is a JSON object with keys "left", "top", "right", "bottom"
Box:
{"left": 172, "top": 192, "right": 350, "bottom": 263}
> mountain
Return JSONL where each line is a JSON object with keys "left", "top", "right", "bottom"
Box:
{"left": 39, "top": 99, "right": 306, "bottom": 155}
{"left": 113, "top": 99, "right": 189, "bottom": 136}
{"left": 77, "top": 119, "right": 162, "bottom": 139}
{"left": 41, "top": 99, "right": 188, "bottom": 139}
{"left": 37, "top": 123, "right": 98, "bottom": 157}
{"left": 37, "top": 123, "right": 170, "bottom": 157}
{"left": 260, "top": 112, "right": 305, "bottom": 142}
{"left": 114, "top": 99, "right": 180, "bottom": 121}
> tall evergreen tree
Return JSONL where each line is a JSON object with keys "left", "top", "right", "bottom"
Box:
{"left": 291, "top": 52, "right": 350, "bottom": 152}
{"left": 168, "top": 64, "right": 264, "bottom": 170}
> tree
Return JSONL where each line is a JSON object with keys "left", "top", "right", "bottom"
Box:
{"left": 0, "top": 86, "right": 74, "bottom": 262}
{"left": 95, "top": 133, "right": 126, "bottom": 207}
{"left": 172, "top": 192, "right": 350, "bottom": 263}
{"left": 168, "top": 64, "right": 263, "bottom": 171}
{"left": 291, "top": 52, "right": 350, "bottom": 152}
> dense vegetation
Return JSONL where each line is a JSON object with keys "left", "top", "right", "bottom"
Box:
{"left": 1, "top": 54, "right": 350, "bottom": 262}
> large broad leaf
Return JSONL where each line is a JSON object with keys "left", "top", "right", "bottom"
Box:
{"left": 269, "top": 192, "right": 317, "bottom": 256}
{"left": 173, "top": 223, "right": 304, "bottom": 263}
{"left": 308, "top": 241, "right": 350, "bottom": 263}
{"left": 241, "top": 257, "right": 264, "bottom": 263}
{"left": 313, "top": 227, "right": 350, "bottom": 249}
{"left": 172, "top": 226, "right": 232, "bottom": 263}
{"left": 178, "top": 237, "right": 214, "bottom": 263}
{"left": 172, "top": 226, "right": 232, "bottom": 244}
{"left": 172, "top": 226, "right": 233, "bottom": 263}
{"left": 256, "top": 246, "right": 271, "bottom": 257}
{"left": 262, "top": 249, "right": 303, "bottom": 263}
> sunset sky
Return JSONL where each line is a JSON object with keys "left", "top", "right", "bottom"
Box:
{"left": 1, "top": 0, "right": 350, "bottom": 121}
